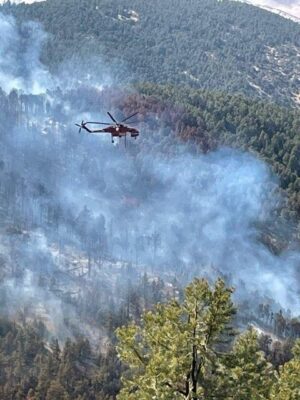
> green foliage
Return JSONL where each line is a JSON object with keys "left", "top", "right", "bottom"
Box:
{"left": 0, "top": 280, "right": 300, "bottom": 398}
{"left": 116, "top": 278, "right": 236, "bottom": 399}
{"left": 136, "top": 84, "right": 300, "bottom": 222}
{"left": 116, "top": 278, "right": 300, "bottom": 399}
{"left": 270, "top": 340, "right": 300, "bottom": 400}
{"left": 224, "top": 329, "right": 275, "bottom": 399}
{"left": 2, "top": 0, "right": 300, "bottom": 106}
{"left": 0, "top": 319, "right": 121, "bottom": 400}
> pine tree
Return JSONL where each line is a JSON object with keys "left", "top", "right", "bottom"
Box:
{"left": 222, "top": 328, "right": 275, "bottom": 400}
{"left": 116, "top": 278, "right": 235, "bottom": 399}
{"left": 270, "top": 339, "right": 300, "bottom": 399}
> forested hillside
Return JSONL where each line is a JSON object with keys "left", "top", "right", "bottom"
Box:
{"left": 0, "top": 1, "right": 300, "bottom": 398}
{"left": 1, "top": 0, "right": 300, "bottom": 107}
{"left": 135, "top": 84, "right": 300, "bottom": 223}
{"left": 1, "top": 278, "right": 300, "bottom": 399}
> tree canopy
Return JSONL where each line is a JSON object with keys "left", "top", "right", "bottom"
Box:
{"left": 116, "top": 278, "right": 279, "bottom": 400}
{"left": 1, "top": 0, "right": 300, "bottom": 107}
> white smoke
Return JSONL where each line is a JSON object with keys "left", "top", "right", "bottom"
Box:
{"left": 0, "top": 12, "right": 111, "bottom": 95}
{"left": 0, "top": 9, "right": 299, "bottom": 343}
{"left": 0, "top": 13, "right": 54, "bottom": 94}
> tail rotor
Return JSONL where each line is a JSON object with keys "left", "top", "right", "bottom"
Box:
{"left": 75, "top": 120, "right": 85, "bottom": 133}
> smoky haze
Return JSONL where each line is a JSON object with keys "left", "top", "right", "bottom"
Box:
{"left": 0, "top": 12, "right": 299, "bottom": 342}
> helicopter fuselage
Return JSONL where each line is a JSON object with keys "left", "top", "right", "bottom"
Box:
{"left": 101, "top": 124, "right": 139, "bottom": 137}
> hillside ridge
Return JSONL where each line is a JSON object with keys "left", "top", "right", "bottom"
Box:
{"left": 1, "top": 0, "right": 299, "bottom": 107}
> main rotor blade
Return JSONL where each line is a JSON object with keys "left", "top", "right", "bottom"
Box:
{"left": 107, "top": 112, "right": 118, "bottom": 124}
{"left": 121, "top": 112, "right": 139, "bottom": 123}
{"left": 125, "top": 120, "right": 139, "bottom": 125}
{"left": 86, "top": 122, "right": 112, "bottom": 125}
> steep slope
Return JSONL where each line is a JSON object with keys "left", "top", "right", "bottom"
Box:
{"left": 135, "top": 84, "right": 300, "bottom": 221}
{"left": 1, "top": 0, "right": 300, "bottom": 107}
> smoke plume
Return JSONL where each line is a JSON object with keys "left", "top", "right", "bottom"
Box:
{"left": 0, "top": 11, "right": 299, "bottom": 343}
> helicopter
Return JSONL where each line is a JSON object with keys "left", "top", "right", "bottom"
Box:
{"left": 75, "top": 112, "right": 139, "bottom": 145}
